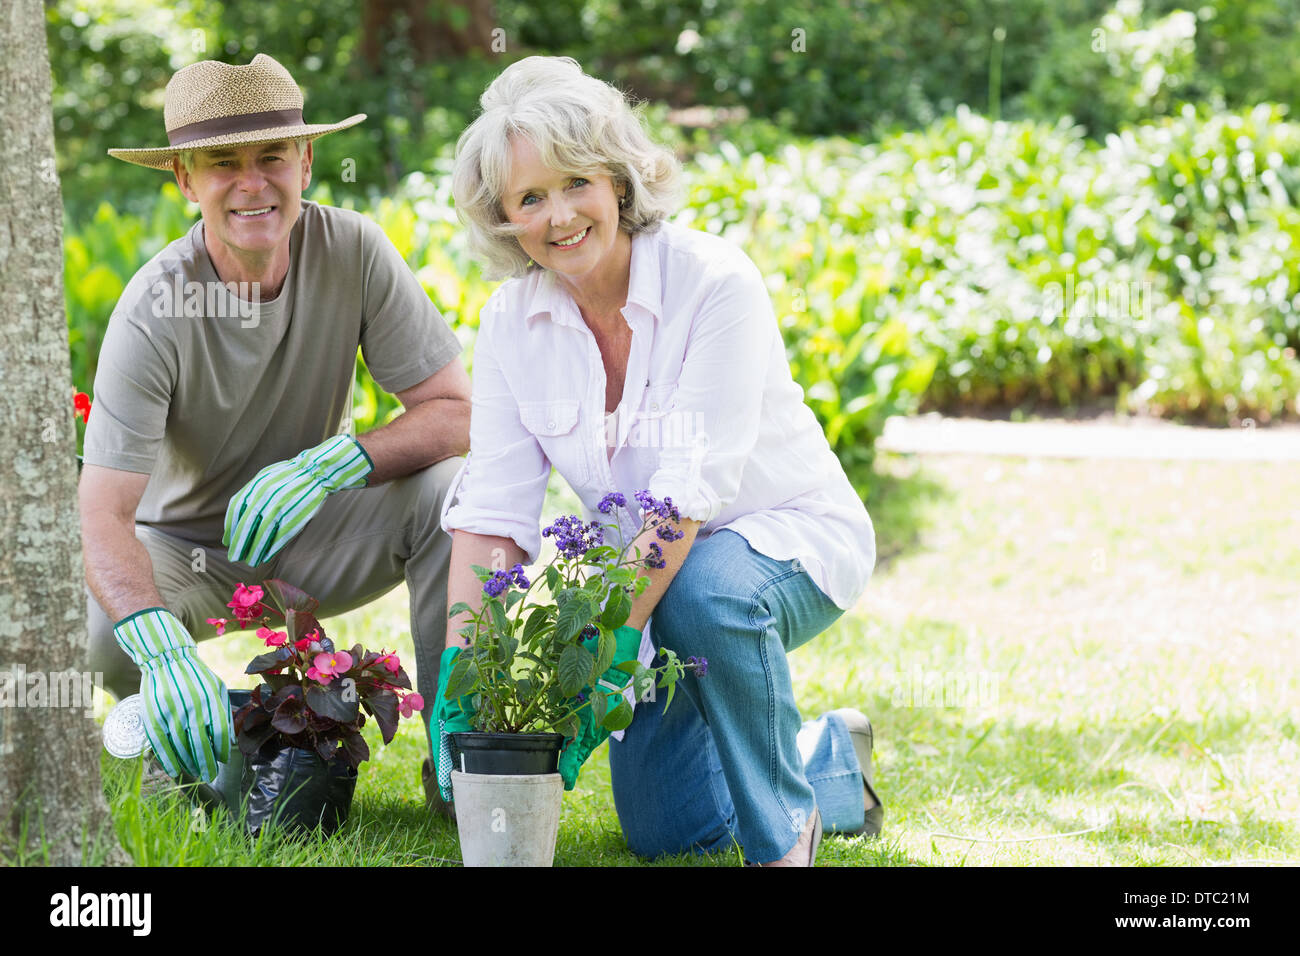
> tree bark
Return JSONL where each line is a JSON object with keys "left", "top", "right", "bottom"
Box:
{"left": 0, "top": 0, "right": 128, "bottom": 866}
{"left": 360, "top": 0, "right": 497, "bottom": 65}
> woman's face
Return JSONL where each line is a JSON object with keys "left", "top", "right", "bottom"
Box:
{"left": 502, "top": 135, "right": 627, "bottom": 286}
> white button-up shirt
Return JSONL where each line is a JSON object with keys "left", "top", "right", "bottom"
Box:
{"left": 440, "top": 220, "right": 875, "bottom": 610}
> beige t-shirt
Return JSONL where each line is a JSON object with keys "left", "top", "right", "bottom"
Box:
{"left": 84, "top": 200, "right": 462, "bottom": 545}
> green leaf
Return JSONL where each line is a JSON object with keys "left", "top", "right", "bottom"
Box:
{"left": 553, "top": 711, "right": 581, "bottom": 739}
{"left": 600, "top": 588, "right": 630, "bottom": 629}
{"left": 590, "top": 685, "right": 609, "bottom": 725}
{"left": 489, "top": 600, "right": 511, "bottom": 636}
{"left": 555, "top": 593, "right": 593, "bottom": 644}
{"left": 469, "top": 564, "right": 491, "bottom": 580}
{"left": 605, "top": 567, "right": 635, "bottom": 586}
{"left": 522, "top": 606, "right": 551, "bottom": 648}
{"left": 494, "top": 633, "right": 518, "bottom": 668}
{"left": 444, "top": 654, "right": 478, "bottom": 699}
{"left": 505, "top": 589, "right": 526, "bottom": 611}
{"left": 544, "top": 565, "right": 562, "bottom": 594}
{"left": 448, "top": 601, "right": 472, "bottom": 619}
{"left": 603, "top": 697, "right": 634, "bottom": 732}
{"left": 633, "top": 667, "right": 656, "bottom": 703}
{"left": 592, "top": 627, "right": 616, "bottom": 677}
{"left": 557, "top": 644, "right": 596, "bottom": 697}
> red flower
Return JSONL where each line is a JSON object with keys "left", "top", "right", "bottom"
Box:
{"left": 227, "top": 583, "right": 265, "bottom": 624}
{"left": 257, "top": 626, "right": 287, "bottom": 647}
{"left": 74, "top": 391, "right": 92, "bottom": 423}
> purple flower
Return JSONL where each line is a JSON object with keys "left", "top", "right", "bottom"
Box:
{"left": 644, "top": 541, "right": 667, "bottom": 570}
{"left": 597, "top": 492, "right": 627, "bottom": 514}
{"left": 655, "top": 522, "right": 685, "bottom": 542}
{"left": 483, "top": 570, "right": 513, "bottom": 598}
{"left": 510, "top": 563, "right": 530, "bottom": 589}
{"left": 634, "top": 490, "right": 681, "bottom": 524}
{"left": 543, "top": 514, "right": 605, "bottom": 560}
{"left": 687, "top": 655, "right": 709, "bottom": 677}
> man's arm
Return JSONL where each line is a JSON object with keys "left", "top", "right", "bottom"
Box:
{"left": 79, "top": 464, "right": 165, "bottom": 620}
{"left": 355, "top": 357, "right": 472, "bottom": 485}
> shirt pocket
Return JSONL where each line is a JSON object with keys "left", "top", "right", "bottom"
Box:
{"left": 628, "top": 382, "right": 685, "bottom": 453}
{"left": 518, "top": 398, "right": 590, "bottom": 486}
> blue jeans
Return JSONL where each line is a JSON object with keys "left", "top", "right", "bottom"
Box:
{"left": 609, "top": 529, "right": 868, "bottom": 863}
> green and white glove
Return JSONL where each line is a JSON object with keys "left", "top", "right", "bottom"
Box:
{"left": 432, "top": 645, "right": 478, "bottom": 802}
{"left": 224, "top": 434, "right": 373, "bottom": 566}
{"left": 558, "top": 624, "right": 643, "bottom": 790}
{"left": 113, "top": 608, "right": 231, "bottom": 781}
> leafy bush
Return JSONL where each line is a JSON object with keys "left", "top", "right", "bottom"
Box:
{"left": 66, "top": 105, "right": 1300, "bottom": 476}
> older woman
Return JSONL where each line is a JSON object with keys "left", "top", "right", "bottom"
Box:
{"left": 437, "top": 56, "right": 881, "bottom": 865}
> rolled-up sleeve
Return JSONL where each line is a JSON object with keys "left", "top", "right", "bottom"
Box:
{"left": 440, "top": 303, "right": 549, "bottom": 561}
{"left": 646, "top": 257, "right": 773, "bottom": 523}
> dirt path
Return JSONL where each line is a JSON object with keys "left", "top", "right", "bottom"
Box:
{"left": 878, "top": 413, "right": 1300, "bottom": 461}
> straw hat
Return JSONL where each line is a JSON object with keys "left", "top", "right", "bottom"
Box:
{"left": 108, "top": 54, "right": 366, "bottom": 170}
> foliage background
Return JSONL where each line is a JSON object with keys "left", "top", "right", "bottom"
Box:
{"left": 53, "top": 0, "right": 1300, "bottom": 491}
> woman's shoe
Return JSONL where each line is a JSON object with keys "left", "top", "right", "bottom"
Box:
{"left": 828, "top": 708, "right": 884, "bottom": 837}
{"left": 758, "top": 807, "right": 823, "bottom": 866}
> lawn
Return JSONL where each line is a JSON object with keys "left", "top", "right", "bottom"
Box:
{"left": 98, "top": 450, "right": 1300, "bottom": 866}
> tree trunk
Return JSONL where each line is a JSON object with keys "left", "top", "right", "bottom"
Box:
{"left": 0, "top": 0, "right": 128, "bottom": 866}
{"left": 360, "top": 0, "right": 497, "bottom": 65}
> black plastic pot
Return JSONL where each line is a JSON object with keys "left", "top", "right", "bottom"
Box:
{"left": 181, "top": 689, "right": 250, "bottom": 816}
{"left": 241, "top": 745, "right": 358, "bottom": 837}
{"left": 450, "top": 732, "right": 565, "bottom": 775}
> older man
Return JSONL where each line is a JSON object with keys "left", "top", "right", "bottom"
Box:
{"left": 81, "top": 54, "right": 467, "bottom": 811}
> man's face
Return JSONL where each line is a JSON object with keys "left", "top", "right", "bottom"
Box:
{"left": 173, "top": 140, "right": 312, "bottom": 262}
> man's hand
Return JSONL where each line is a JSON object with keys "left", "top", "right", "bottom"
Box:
{"left": 558, "top": 624, "right": 643, "bottom": 789}
{"left": 224, "top": 434, "right": 373, "bottom": 565}
{"left": 113, "top": 608, "right": 231, "bottom": 780}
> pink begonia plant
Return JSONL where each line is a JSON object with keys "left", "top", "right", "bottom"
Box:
{"left": 222, "top": 579, "right": 423, "bottom": 770}
{"left": 307, "top": 650, "right": 354, "bottom": 685}
{"left": 258, "top": 626, "right": 288, "bottom": 647}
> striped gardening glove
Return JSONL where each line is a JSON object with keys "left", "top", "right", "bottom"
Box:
{"left": 114, "top": 608, "right": 231, "bottom": 781}
{"left": 224, "top": 434, "right": 373, "bottom": 566}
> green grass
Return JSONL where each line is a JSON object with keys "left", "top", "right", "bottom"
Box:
{"left": 94, "top": 453, "right": 1300, "bottom": 866}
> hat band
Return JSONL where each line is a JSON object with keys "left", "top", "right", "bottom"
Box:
{"left": 166, "top": 108, "right": 305, "bottom": 146}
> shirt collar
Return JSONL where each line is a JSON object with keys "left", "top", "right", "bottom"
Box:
{"left": 522, "top": 227, "right": 664, "bottom": 329}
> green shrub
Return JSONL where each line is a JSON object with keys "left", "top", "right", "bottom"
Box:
{"left": 66, "top": 105, "right": 1300, "bottom": 470}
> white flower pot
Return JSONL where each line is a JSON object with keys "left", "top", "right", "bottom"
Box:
{"left": 450, "top": 770, "right": 564, "bottom": 867}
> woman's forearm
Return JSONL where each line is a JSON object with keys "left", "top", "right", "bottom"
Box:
{"left": 623, "top": 518, "right": 701, "bottom": 632}
{"left": 446, "top": 529, "right": 527, "bottom": 648}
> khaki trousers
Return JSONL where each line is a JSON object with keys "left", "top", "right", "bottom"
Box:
{"left": 88, "top": 456, "right": 463, "bottom": 801}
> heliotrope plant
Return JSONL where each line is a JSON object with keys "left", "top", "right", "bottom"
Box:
{"left": 444, "top": 490, "right": 707, "bottom": 737}
{"left": 212, "top": 579, "right": 424, "bottom": 769}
